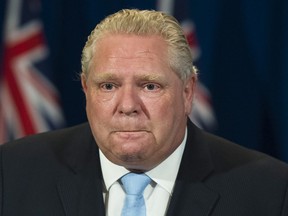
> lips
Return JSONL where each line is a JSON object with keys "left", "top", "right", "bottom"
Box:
{"left": 113, "top": 131, "right": 149, "bottom": 140}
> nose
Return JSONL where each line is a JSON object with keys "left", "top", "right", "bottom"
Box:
{"left": 117, "top": 86, "right": 141, "bottom": 116}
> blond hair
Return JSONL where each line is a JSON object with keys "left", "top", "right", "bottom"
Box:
{"left": 81, "top": 9, "right": 197, "bottom": 80}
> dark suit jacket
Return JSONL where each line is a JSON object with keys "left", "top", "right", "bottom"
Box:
{"left": 1, "top": 121, "right": 288, "bottom": 216}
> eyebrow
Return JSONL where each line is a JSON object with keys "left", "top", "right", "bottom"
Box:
{"left": 93, "top": 73, "right": 116, "bottom": 81}
{"left": 92, "top": 73, "right": 166, "bottom": 82}
{"left": 136, "top": 74, "right": 165, "bottom": 82}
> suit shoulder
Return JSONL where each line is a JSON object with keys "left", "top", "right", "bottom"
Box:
{"left": 201, "top": 130, "right": 288, "bottom": 175}
{"left": 0, "top": 123, "right": 92, "bottom": 161}
{"left": 2, "top": 123, "right": 90, "bottom": 148}
{"left": 0, "top": 122, "right": 98, "bottom": 182}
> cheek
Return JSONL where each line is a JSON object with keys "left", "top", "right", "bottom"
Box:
{"left": 151, "top": 90, "right": 185, "bottom": 112}
{"left": 145, "top": 94, "right": 184, "bottom": 127}
{"left": 86, "top": 96, "right": 112, "bottom": 142}
{"left": 151, "top": 93, "right": 186, "bottom": 138}
{"left": 86, "top": 89, "right": 114, "bottom": 111}
{"left": 86, "top": 95, "right": 111, "bottom": 129}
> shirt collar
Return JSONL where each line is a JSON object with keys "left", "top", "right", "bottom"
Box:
{"left": 100, "top": 128, "right": 187, "bottom": 195}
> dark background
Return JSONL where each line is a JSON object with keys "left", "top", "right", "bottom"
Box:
{"left": 1, "top": 0, "right": 288, "bottom": 161}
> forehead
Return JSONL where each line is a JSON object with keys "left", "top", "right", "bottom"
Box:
{"left": 94, "top": 34, "right": 168, "bottom": 59}
{"left": 88, "top": 34, "right": 171, "bottom": 75}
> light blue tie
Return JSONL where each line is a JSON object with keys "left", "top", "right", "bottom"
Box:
{"left": 120, "top": 172, "right": 151, "bottom": 216}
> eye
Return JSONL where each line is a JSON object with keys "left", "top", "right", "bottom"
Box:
{"left": 101, "top": 83, "right": 115, "bottom": 91}
{"left": 144, "top": 83, "right": 160, "bottom": 91}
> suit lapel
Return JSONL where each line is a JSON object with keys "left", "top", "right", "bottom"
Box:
{"left": 167, "top": 121, "right": 219, "bottom": 216}
{"left": 56, "top": 124, "right": 105, "bottom": 216}
{"left": 167, "top": 181, "right": 219, "bottom": 216}
{"left": 57, "top": 154, "right": 105, "bottom": 216}
{"left": 57, "top": 173, "right": 81, "bottom": 216}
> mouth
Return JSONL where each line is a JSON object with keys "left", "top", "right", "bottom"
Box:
{"left": 112, "top": 127, "right": 149, "bottom": 132}
{"left": 113, "top": 130, "right": 149, "bottom": 139}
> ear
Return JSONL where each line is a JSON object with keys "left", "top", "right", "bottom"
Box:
{"left": 81, "top": 73, "right": 88, "bottom": 94}
{"left": 184, "top": 74, "right": 197, "bottom": 115}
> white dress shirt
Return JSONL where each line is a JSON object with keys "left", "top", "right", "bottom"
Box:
{"left": 100, "top": 128, "right": 187, "bottom": 216}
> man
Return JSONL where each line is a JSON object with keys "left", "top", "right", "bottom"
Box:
{"left": 1, "top": 9, "right": 288, "bottom": 216}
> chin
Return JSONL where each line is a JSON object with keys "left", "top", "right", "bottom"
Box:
{"left": 118, "top": 151, "right": 144, "bottom": 162}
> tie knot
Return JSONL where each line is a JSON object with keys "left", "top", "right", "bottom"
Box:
{"left": 120, "top": 173, "right": 151, "bottom": 195}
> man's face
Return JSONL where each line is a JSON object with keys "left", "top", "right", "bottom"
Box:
{"left": 82, "top": 34, "right": 195, "bottom": 171}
